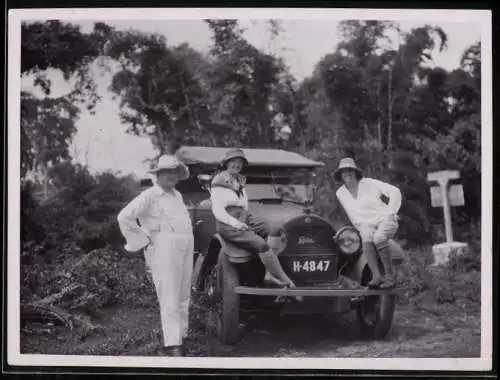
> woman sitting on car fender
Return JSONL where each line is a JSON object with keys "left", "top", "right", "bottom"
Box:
{"left": 210, "top": 148, "right": 297, "bottom": 289}
{"left": 334, "top": 157, "right": 402, "bottom": 289}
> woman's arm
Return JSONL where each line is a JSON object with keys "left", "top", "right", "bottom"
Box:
{"left": 117, "top": 190, "right": 152, "bottom": 252}
{"left": 210, "top": 187, "right": 245, "bottom": 228}
{"left": 368, "top": 178, "right": 402, "bottom": 214}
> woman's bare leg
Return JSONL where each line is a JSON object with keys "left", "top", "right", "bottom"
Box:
{"left": 258, "top": 250, "right": 294, "bottom": 286}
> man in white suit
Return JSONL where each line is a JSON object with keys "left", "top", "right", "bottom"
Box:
{"left": 117, "top": 155, "right": 194, "bottom": 356}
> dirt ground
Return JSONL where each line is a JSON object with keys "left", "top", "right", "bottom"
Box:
{"left": 20, "top": 297, "right": 481, "bottom": 358}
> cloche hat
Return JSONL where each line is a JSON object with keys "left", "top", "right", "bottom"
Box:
{"left": 333, "top": 157, "right": 363, "bottom": 182}
{"left": 221, "top": 148, "right": 249, "bottom": 168}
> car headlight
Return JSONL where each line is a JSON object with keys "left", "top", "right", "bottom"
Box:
{"left": 268, "top": 229, "right": 288, "bottom": 255}
{"left": 334, "top": 226, "right": 361, "bottom": 255}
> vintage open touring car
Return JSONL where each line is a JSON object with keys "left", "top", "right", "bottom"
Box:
{"left": 171, "top": 146, "right": 406, "bottom": 345}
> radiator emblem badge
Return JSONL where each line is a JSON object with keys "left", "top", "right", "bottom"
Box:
{"left": 298, "top": 236, "right": 315, "bottom": 245}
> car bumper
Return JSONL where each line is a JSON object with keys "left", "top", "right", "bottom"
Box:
{"left": 235, "top": 286, "right": 405, "bottom": 297}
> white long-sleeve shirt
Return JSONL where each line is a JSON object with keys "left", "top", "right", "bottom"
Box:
{"left": 336, "top": 177, "right": 402, "bottom": 229}
{"left": 210, "top": 171, "right": 249, "bottom": 228}
{"left": 210, "top": 186, "right": 249, "bottom": 228}
{"left": 117, "top": 185, "right": 193, "bottom": 252}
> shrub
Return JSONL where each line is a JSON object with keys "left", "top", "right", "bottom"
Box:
{"left": 68, "top": 247, "right": 155, "bottom": 309}
{"left": 21, "top": 180, "right": 45, "bottom": 244}
{"left": 20, "top": 162, "right": 142, "bottom": 305}
{"left": 397, "top": 243, "right": 481, "bottom": 314}
{"left": 31, "top": 162, "right": 139, "bottom": 254}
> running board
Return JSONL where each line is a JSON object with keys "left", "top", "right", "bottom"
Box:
{"left": 234, "top": 286, "right": 406, "bottom": 297}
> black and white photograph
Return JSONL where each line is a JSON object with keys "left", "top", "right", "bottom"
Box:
{"left": 7, "top": 7, "right": 492, "bottom": 371}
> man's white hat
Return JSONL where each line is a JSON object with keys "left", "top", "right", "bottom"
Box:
{"left": 148, "top": 155, "right": 189, "bottom": 180}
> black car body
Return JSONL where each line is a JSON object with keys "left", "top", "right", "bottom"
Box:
{"left": 173, "top": 146, "right": 406, "bottom": 344}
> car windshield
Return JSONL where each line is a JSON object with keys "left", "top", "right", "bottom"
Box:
{"left": 245, "top": 184, "right": 310, "bottom": 204}
{"left": 246, "top": 170, "right": 315, "bottom": 204}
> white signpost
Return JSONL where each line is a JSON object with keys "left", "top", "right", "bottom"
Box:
{"left": 427, "top": 170, "right": 469, "bottom": 266}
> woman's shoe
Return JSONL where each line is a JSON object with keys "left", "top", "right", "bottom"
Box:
{"left": 340, "top": 275, "right": 363, "bottom": 289}
{"left": 285, "top": 282, "right": 303, "bottom": 302}
{"left": 379, "top": 278, "right": 396, "bottom": 289}
{"left": 368, "top": 277, "right": 383, "bottom": 289}
{"left": 264, "top": 272, "right": 288, "bottom": 287}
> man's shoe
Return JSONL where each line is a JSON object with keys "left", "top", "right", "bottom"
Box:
{"left": 171, "top": 346, "right": 183, "bottom": 357}
{"left": 162, "top": 345, "right": 184, "bottom": 356}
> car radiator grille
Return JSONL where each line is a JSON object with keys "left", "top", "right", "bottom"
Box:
{"left": 293, "top": 244, "right": 332, "bottom": 255}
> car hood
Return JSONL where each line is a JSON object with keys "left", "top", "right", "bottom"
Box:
{"left": 248, "top": 201, "right": 306, "bottom": 232}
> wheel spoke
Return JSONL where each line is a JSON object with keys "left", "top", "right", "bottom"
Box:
{"left": 360, "top": 296, "right": 380, "bottom": 325}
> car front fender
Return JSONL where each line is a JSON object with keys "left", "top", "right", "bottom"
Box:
{"left": 193, "top": 237, "right": 221, "bottom": 291}
{"left": 193, "top": 234, "right": 253, "bottom": 291}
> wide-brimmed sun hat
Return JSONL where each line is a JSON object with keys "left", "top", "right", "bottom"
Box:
{"left": 148, "top": 155, "right": 189, "bottom": 180}
{"left": 221, "top": 148, "right": 249, "bottom": 168}
{"left": 333, "top": 157, "right": 363, "bottom": 182}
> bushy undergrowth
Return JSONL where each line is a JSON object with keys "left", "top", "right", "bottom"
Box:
{"left": 21, "top": 243, "right": 158, "bottom": 315}
{"left": 396, "top": 237, "right": 481, "bottom": 314}
{"left": 20, "top": 163, "right": 147, "bottom": 309}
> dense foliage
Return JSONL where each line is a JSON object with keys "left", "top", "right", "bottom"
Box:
{"left": 21, "top": 19, "right": 481, "bottom": 241}
{"left": 20, "top": 21, "right": 111, "bottom": 177}
{"left": 99, "top": 20, "right": 480, "bottom": 240}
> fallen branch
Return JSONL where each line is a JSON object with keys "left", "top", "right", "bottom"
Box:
{"left": 21, "top": 304, "right": 74, "bottom": 329}
{"left": 70, "top": 312, "right": 103, "bottom": 331}
{"left": 30, "top": 283, "right": 84, "bottom": 308}
{"left": 21, "top": 302, "right": 103, "bottom": 331}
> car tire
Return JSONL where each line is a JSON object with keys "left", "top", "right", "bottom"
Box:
{"left": 216, "top": 251, "right": 241, "bottom": 345}
{"left": 355, "top": 267, "right": 396, "bottom": 339}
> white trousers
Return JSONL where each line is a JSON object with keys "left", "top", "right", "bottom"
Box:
{"left": 144, "top": 231, "right": 194, "bottom": 347}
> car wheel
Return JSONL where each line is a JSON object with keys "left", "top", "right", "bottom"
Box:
{"left": 355, "top": 268, "right": 396, "bottom": 339}
{"left": 204, "top": 251, "right": 241, "bottom": 345}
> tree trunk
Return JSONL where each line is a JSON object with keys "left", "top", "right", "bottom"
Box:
{"left": 332, "top": 110, "right": 344, "bottom": 159}
{"left": 43, "top": 167, "right": 48, "bottom": 201}
{"left": 377, "top": 79, "right": 383, "bottom": 149}
{"left": 179, "top": 70, "right": 200, "bottom": 132}
{"left": 387, "top": 67, "right": 393, "bottom": 169}
{"left": 287, "top": 82, "right": 305, "bottom": 150}
{"left": 156, "top": 127, "right": 166, "bottom": 154}
{"left": 363, "top": 122, "right": 372, "bottom": 140}
{"left": 39, "top": 136, "right": 49, "bottom": 201}
{"left": 167, "top": 118, "right": 177, "bottom": 154}
{"left": 376, "top": 121, "right": 382, "bottom": 150}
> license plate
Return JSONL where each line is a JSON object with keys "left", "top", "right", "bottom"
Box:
{"left": 291, "top": 258, "right": 332, "bottom": 273}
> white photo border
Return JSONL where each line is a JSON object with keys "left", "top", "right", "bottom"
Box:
{"left": 7, "top": 7, "right": 493, "bottom": 371}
